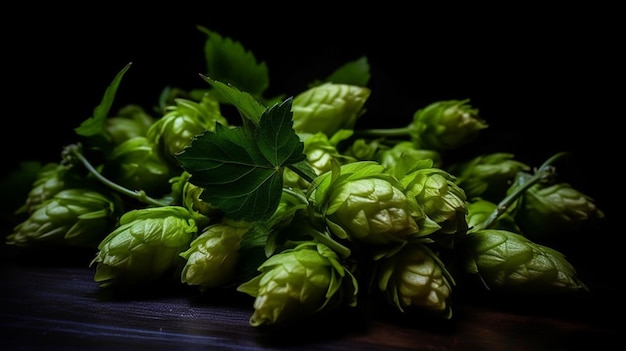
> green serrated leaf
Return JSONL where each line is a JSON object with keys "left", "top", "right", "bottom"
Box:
{"left": 75, "top": 62, "right": 132, "bottom": 137}
{"left": 197, "top": 26, "right": 269, "bottom": 99}
{"left": 175, "top": 124, "right": 276, "bottom": 222}
{"left": 175, "top": 96, "right": 307, "bottom": 222}
{"left": 257, "top": 97, "right": 306, "bottom": 166}
{"left": 200, "top": 75, "right": 266, "bottom": 124}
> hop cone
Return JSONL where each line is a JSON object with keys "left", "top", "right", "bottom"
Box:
{"left": 511, "top": 179, "right": 605, "bottom": 239}
{"left": 15, "top": 162, "right": 84, "bottom": 215}
{"left": 104, "top": 104, "right": 155, "bottom": 146}
{"left": 462, "top": 229, "right": 587, "bottom": 294}
{"left": 102, "top": 136, "right": 177, "bottom": 197}
{"left": 7, "top": 188, "right": 119, "bottom": 248}
{"left": 292, "top": 82, "right": 371, "bottom": 136}
{"left": 147, "top": 96, "right": 227, "bottom": 163}
{"left": 180, "top": 221, "right": 250, "bottom": 289}
{"left": 408, "top": 99, "right": 488, "bottom": 151}
{"left": 237, "top": 241, "right": 358, "bottom": 327}
{"left": 376, "top": 243, "right": 453, "bottom": 318}
{"left": 401, "top": 166, "right": 468, "bottom": 248}
{"left": 91, "top": 206, "right": 198, "bottom": 288}
{"left": 449, "top": 152, "right": 530, "bottom": 202}
{"left": 313, "top": 162, "right": 424, "bottom": 246}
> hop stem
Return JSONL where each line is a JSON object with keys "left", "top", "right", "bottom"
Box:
{"left": 352, "top": 126, "right": 412, "bottom": 139}
{"left": 62, "top": 143, "right": 170, "bottom": 208}
{"left": 476, "top": 152, "right": 569, "bottom": 231}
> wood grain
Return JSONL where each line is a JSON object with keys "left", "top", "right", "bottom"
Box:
{"left": 0, "top": 246, "right": 618, "bottom": 351}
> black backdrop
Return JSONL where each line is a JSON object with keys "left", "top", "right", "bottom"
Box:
{"left": 4, "top": 4, "right": 617, "bottom": 233}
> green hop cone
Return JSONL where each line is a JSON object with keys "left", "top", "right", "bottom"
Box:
{"left": 292, "top": 82, "right": 371, "bottom": 136}
{"left": 461, "top": 229, "right": 587, "bottom": 294}
{"left": 15, "top": 162, "right": 85, "bottom": 215}
{"left": 7, "top": 188, "right": 120, "bottom": 248}
{"left": 237, "top": 241, "right": 358, "bottom": 327}
{"left": 311, "top": 162, "right": 428, "bottom": 246}
{"left": 180, "top": 220, "right": 250, "bottom": 290}
{"left": 401, "top": 164, "right": 468, "bottom": 248}
{"left": 408, "top": 99, "right": 488, "bottom": 151}
{"left": 509, "top": 176, "right": 605, "bottom": 239}
{"left": 104, "top": 104, "right": 155, "bottom": 146}
{"left": 147, "top": 95, "right": 227, "bottom": 164}
{"left": 376, "top": 243, "right": 454, "bottom": 318}
{"left": 449, "top": 152, "right": 531, "bottom": 202}
{"left": 91, "top": 206, "right": 198, "bottom": 288}
{"left": 102, "top": 136, "right": 177, "bottom": 197}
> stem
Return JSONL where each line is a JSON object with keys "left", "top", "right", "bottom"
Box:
{"left": 286, "top": 163, "right": 316, "bottom": 184}
{"left": 476, "top": 152, "right": 569, "bottom": 231}
{"left": 352, "top": 126, "right": 412, "bottom": 139}
{"left": 308, "top": 228, "right": 351, "bottom": 259}
{"left": 63, "top": 144, "right": 169, "bottom": 208}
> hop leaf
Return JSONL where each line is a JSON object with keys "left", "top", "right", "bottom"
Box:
{"left": 176, "top": 97, "right": 305, "bottom": 222}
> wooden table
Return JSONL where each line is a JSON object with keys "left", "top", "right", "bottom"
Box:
{"left": 1, "top": 245, "right": 618, "bottom": 351}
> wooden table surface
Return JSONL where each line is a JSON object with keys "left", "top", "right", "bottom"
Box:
{"left": 0, "top": 245, "right": 618, "bottom": 351}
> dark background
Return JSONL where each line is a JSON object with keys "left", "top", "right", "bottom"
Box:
{"left": 3, "top": 4, "right": 619, "bottom": 269}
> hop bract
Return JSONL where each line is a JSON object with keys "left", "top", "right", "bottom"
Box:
{"left": 7, "top": 188, "right": 119, "bottom": 248}
{"left": 376, "top": 141, "right": 442, "bottom": 179}
{"left": 237, "top": 241, "right": 358, "bottom": 327}
{"left": 180, "top": 220, "right": 250, "bottom": 289}
{"left": 376, "top": 243, "right": 453, "bottom": 318}
{"left": 91, "top": 206, "right": 198, "bottom": 288}
{"left": 292, "top": 82, "right": 371, "bottom": 136}
{"left": 461, "top": 229, "right": 587, "bottom": 293}
{"left": 408, "top": 99, "right": 488, "bottom": 151}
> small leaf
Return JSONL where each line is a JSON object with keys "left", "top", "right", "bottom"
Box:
{"left": 197, "top": 26, "right": 269, "bottom": 99}
{"left": 75, "top": 62, "right": 132, "bottom": 137}
{"left": 200, "top": 75, "right": 266, "bottom": 124}
{"left": 257, "top": 97, "right": 306, "bottom": 167}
